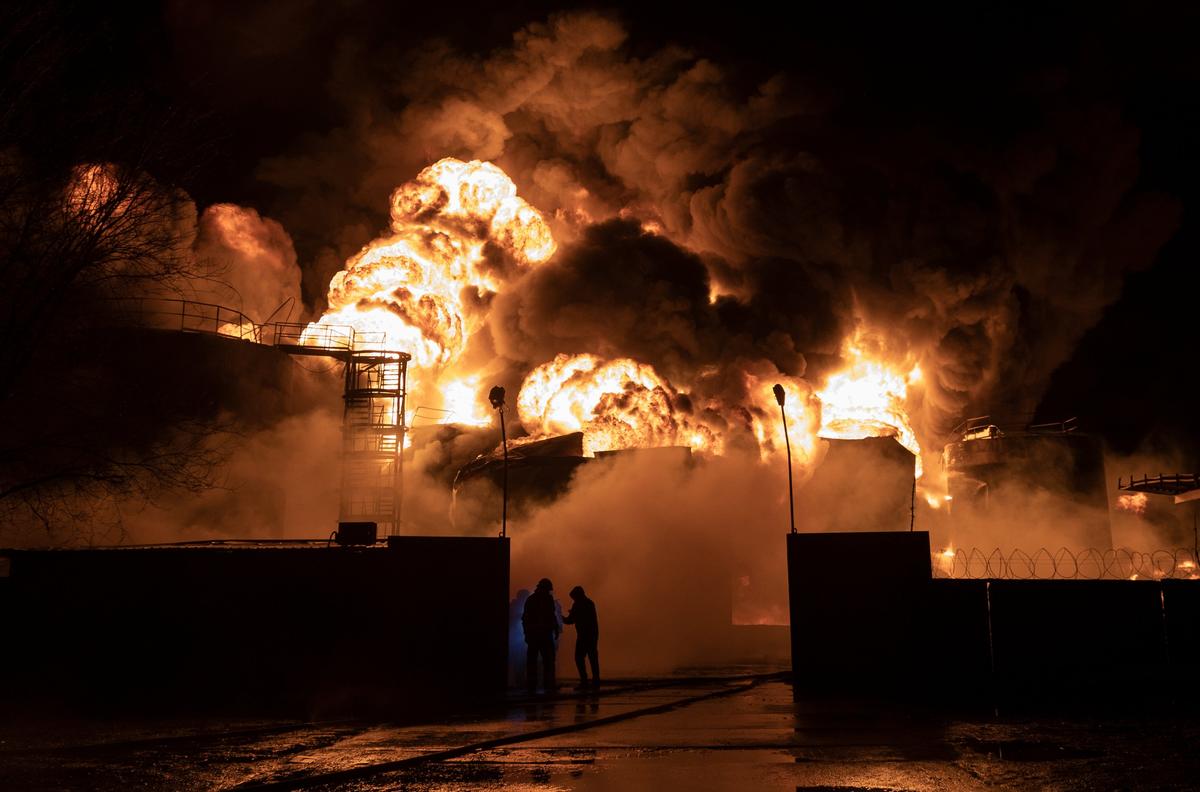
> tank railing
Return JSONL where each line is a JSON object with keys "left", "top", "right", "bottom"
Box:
{"left": 99, "top": 299, "right": 416, "bottom": 359}
{"left": 953, "top": 415, "right": 996, "bottom": 434}
{"left": 932, "top": 546, "right": 1200, "bottom": 580}
{"left": 101, "top": 297, "right": 262, "bottom": 342}
{"left": 269, "top": 322, "right": 354, "bottom": 351}
{"left": 345, "top": 332, "right": 394, "bottom": 352}
{"left": 1026, "top": 416, "right": 1078, "bottom": 434}
{"left": 950, "top": 414, "right": 1079, "bottom": 439}
{"left": 1118, "top": 473, "right": 1200, "bottom": 492}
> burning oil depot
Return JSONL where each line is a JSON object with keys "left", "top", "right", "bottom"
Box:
{"left": 3, "top": 151, "right": 1198, "bottom": 713}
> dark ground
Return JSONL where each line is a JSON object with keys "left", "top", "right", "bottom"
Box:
{"left": 3, "top": 674, "right": 1199, "bottom": 790}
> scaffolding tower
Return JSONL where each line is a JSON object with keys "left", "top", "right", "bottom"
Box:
{"left": 340, "top": 348, "right": 410, "bottom": 534}
{"left": 101, "top": 299, "right": 413, "bottom": 538}
{"left": 272, "top": 322, "right": 410, "bottom": 536}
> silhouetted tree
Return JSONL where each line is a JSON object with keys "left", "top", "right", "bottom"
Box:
{"left": 0, "top": 2, "right": 231, "bottom": 544}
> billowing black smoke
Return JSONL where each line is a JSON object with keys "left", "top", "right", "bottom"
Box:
{"left": 167, "top": 9, "right": 1178, "bottom": 443}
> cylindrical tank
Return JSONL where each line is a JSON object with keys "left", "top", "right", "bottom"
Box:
{"left": 943, "top": 419, "right": 1111, "bottom": 549}
{"left": 797, "top": 436, "right": 917, "bottom": 533}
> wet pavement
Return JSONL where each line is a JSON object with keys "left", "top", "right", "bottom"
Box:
{"left": 3, "top": 676, "right": 1200, "bottom": 790}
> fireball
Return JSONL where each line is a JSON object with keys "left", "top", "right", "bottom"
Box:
{"left": 304, "top": 158, "right": 555, "bottom": 410}
{"left": 305, "top": 158, "right": 926, "bottom": 479}
{"left": 517, "top": 353, "right": 719, "bottom": 456}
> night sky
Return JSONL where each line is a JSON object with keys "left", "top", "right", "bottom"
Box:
{"left": 5, "top": 1, "right": 1198, "bottom": 459}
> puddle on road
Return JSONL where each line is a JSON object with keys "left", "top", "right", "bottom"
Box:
{"left": 960, "top": 737, "right": 1101, "bottom": 761}
{"left": 794, "top": 787, "right": 917, "bottom": 791}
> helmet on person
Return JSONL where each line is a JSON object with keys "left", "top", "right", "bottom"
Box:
{"left": 536, "top": 577, "right": 553, "bottom": 591}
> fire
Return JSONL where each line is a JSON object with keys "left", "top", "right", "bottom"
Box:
{"left": 516, "top": 354, "right": 719, "bottom": 456}
{"left": 305, "top": 158, "right": 926, "bottom": 481}
{"left": 922, "top": 490, "right": 953, "bottom": 509}
{"left": 815, "top": 329, "right": 922, "bottom": 475}
{"left": 64, "top": 163, "right": 122, "bottom": 219}
{"left": 305, "top": 158, "right": 555, "bottom": 411}
{"left": 1116, "top": 492, "right": 1148, "bottom": 515}
{"left": 745, "top": 374, "right": 822, "bottom": 470}
{"left": 439, "top": 374, "right": 493, "bottom": 427}
{"left": 933, "top": 547, "right": 958, "bottom": 576}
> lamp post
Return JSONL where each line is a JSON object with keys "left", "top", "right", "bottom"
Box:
{"left": 489, "top": 386, "right": 508, "bottom": 538}
{"left": 773, "top": 383, "right": 796, "bottom": 534}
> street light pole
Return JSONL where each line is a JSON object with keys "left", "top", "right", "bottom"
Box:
{"left": 489, "top": 386, "right": 508, "bottom": 538}
{"left": 773, "top": 383, "right": 796, "bottom": 534}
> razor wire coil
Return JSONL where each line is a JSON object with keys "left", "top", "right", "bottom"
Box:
{"left": 931, "top": 547, "right": 1200, "bottom": 580}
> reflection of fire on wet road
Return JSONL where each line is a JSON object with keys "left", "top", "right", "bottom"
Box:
{"left": 6, "top": 679, "right": 1200, "bottom": 791}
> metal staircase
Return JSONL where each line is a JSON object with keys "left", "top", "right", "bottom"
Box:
{"left": 272, "top": 322, "right": 410, "bottom": 536}
{"left": 338, "top": 348, "right": 409, "bottom": 534}
{"left": 104, "top": 299, "right": 411, "bottom": 537}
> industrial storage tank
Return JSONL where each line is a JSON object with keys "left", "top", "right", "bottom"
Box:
{"left": 942, "top": 417, "right": 1111, "bottom": 549}
{"left": 796, "top": 436, "right": 917, "bottom": 533}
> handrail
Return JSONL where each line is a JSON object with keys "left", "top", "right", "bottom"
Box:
{"left": 102, "top": 297, "right": 261, "bottom": 342}
{"left": 100, "top": 297, "right": 414, "bottom": 359}
{"left": 1118, "top": 473, "right": 1200, "bottom": 493}
{"left": 269, "top": 322, "right": 354, "bottom": 351}
{"left": 949, "top": 414, "right": 1080, "bottom": 440}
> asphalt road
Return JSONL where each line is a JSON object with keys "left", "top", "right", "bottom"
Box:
{"left": 3, "top": 676, "right": 1199, "bottom": 790}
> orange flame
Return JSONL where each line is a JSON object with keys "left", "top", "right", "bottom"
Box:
{"left": 815, "top": 329, "right": 922, "bottom": 475}
{"left": 305, "top": 158, "right": 554, "bottom": 411}
{"left": 517, "top": 354, "right": 719, "bottom": 456}
{"left": 922, "top": 489, "right": 953, "bottom": 509}
{"left": 1116, "top": 492, "right": 1148, "bottom": 515}
{"left": 306, "top": 158, "right": 926, "bottom": 479}
{"left": 64, "top": 163, "right": 122, "bottom": 219}
{"left": 744, "top": 373, "right": 822, "bottom": 471}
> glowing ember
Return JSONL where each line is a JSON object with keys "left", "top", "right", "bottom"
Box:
{"left": 815, "top": 328, "right": 922, "bottom": 475}
{"left": 1116, "top": 492, "right": 1149, "bottom": 515}
{"left": 516, "top": 353, "right": 719, "bottom": 456}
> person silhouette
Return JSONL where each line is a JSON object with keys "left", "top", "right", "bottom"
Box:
{"left": 563, "top": 585, "right": 599, "bottom": 689}
{"left": 521, "top": 578, "right": 560, "bottom": 694}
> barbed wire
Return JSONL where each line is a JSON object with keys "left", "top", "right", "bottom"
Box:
{"left": 931, "top": 547, "right": 1200, "bottom": 580}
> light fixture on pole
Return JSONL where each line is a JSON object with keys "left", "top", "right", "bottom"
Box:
{"left": 773, "top": 383, "right": 796, "bottom": 534}
{"left": 488, "top": 386, "right": 508, "bottom": 538}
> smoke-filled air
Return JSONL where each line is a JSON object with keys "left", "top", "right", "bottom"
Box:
{"left": 3, "top": 8, "right": 1190, "bottom": 673}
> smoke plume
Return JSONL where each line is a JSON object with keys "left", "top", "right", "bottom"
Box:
{"left": 212, "top": 10, "right": 1177, "bottom": 451}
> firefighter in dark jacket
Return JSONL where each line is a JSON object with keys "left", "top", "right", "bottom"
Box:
{"left": 522, "top": 577, "right": 560, "bottom": 693}
{"left": 563, "top": 585, "right": 599, "bottom": 688}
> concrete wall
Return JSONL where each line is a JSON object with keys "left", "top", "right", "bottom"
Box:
{"left": 788, "top": 532, "right": 1200, "bottom": 706}
{"left": 0, "top": 538, "right": 509, "bottom": 717}
{"left": 787, "top": 531, "right": 932, "bottom": 692}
